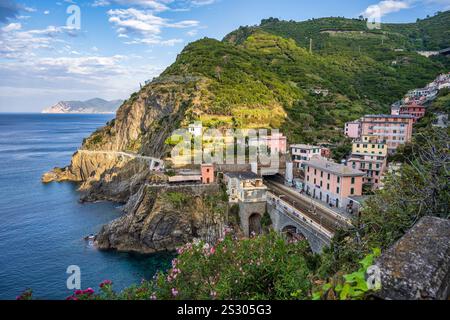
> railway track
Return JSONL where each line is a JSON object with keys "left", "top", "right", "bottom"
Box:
{"left": 264, "top": 178, "right": 351, "bottom": 232}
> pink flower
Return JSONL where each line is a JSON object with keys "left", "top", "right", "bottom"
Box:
{"left": 74, "top": 290, "right": 83, "bottom": 295}
{"left": 171, "top": 288, "right": 179, "bottom": 297}
{"left": 100, "top": 280, "right": 112, "bottom": 288}
{"left": 210, "top": 247, "right": 216, "bottom": 255}
{"left": 150, "top": 293, "right": 157, "bottom": 300}
{"left": 84, "top": 288, "right": 95, "bottom": 295}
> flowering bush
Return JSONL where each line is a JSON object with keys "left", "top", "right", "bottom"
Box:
{"left": 150, "top": 231, "right": 316, "bottom": 300}
{"left": 16, "top": 289, "right": 33, "bottom": 300}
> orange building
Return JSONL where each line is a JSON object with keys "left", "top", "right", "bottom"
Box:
{"left": 304, "top": 159, "right": 365, "bottom": 209}
{"left": 399, "top": 103, "right": 426, "bottom": 123}
{"left": 201, "top": 164, "right": 215, "bottom": 184}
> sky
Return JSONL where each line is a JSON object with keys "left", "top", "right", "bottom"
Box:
{"left": 0, "top": 0, "right": 449, "bottom": 112}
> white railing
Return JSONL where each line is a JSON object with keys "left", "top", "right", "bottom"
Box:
{"left": 267, "top": 192, "right": 334, "bottom": 239}
{"left": 267, "top": 182, "right": 353, "bottom": 226}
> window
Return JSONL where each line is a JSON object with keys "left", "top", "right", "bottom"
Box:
{"left": 327, "top": 173, "right": 331, "bottom": 180}
{"left": 327, "top": 183, "right": 330, "bottom": 190}
{"left": 350, "top": 188, "right": 355, "bottom": 195}
{"left": 320, "top": 181, "right": 323, "bottom": 187}
{"left": 351, "top": 177, "right": 355, "bottom": 184}
{"left": 336, "top": 187, "right": 340, "bottom": 194}
{"left": 321, "top": 172, "right": 323, "bottom": 178}
{"left": 337, "top": 177, "right": 341, "bottom": 183}
{"left": 314, "top": 169, "right": 317, "bottom": 175}
{"left": 314, "top": 178, "right": 316, "bottom": 184}
{"left": 307, "top": 176, "right": 310, "bottom": 182}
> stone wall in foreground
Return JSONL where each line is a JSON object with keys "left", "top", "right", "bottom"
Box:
{"left": 375, "top": 216, "right": 450, "bottom": 300}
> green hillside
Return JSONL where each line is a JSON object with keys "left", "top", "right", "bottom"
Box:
{"left": 157, "top": 13, "right": 449, "bottom": 144}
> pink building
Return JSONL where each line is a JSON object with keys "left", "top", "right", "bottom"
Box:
{"left": 360, "top": 115, "right": 414, "bottom": 153}
{"left": 261, "top": 133, "right": 287, "bottom": 154}
{"left": 348, "top": 154, "right": 386, "bottom": 189}
{"left": 304, "top": 159, "right": 365, "bottom": 209}
{"left": 344, "top": 121, "right": 361, "bottom": 139}
{"left": 201, "top": 164, "right": 215, "bottom": 184}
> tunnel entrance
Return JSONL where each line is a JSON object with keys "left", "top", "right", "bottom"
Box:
{"left": 249, "top": 213, "right": 262, "bottom": 236}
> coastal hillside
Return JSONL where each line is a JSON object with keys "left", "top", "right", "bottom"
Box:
{"left": 84, "top": 12, "right": 448, "bottom": 154}
{"left": 46, "top": 13, "right": 449, "bottom": 198}
{"left": 42, "top": 98, "right": 123, "bottom": 114}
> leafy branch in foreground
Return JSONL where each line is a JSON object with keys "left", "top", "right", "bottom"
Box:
{"left": 312, "top": 248, "right": 381, "bottom": 300}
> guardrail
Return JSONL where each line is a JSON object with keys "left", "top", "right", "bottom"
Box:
{"left": 267, "top": 192, "right": 334, "bottom": 239}
{"left": 267, "top": 181, "right": 353, "bottom": 226}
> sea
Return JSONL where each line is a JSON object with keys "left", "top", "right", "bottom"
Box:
{"left": 0, "top": 113, "right": 173, "bottom": 300}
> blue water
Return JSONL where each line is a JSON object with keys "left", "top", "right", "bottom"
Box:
{"left": 0, "top": 114, "right": 173, "bottom": 300}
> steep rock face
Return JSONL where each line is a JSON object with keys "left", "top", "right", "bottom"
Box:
{"left": 43, "top": 78, "right": 199, "bottom": 193}
{"left": 95, "top": 184, "right": 228, "bottom": 253}
{"left": 81, "top": 78, "right": 198, "bottom": 156}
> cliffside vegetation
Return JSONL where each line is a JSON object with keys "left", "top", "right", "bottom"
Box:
{"left": 79, "top": 12, "right": 449, "bottom": 155}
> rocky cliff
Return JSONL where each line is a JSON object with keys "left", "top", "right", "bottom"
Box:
{"left": 95, "top": 184, "right": 228, "bottom": 253}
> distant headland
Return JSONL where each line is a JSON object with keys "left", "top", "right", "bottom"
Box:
{"left": 42, "top": 98, "right": 123, "bottom": 114}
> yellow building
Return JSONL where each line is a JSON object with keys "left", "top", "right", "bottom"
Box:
{"left": 352, "top": 136, "right": 388, "bottom": 157}
{"left": 348, "top": 136, "right": 388, "bottom": 189}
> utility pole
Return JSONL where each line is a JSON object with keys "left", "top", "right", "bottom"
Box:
{"left": 309, "top": 38, "right": 313, "bottom": 54}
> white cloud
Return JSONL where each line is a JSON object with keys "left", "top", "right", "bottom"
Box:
{"left": 0, "top": 24, "right": 80, "bottom": 60}
{"left": 93, "top": 0, "right": 171, "bottom": 11}
{"left": 2, "top": 22, "right": 22, "bottom": 32}
{"left": 23, "top": 6, "right": 37, "bottom": 13}
{"left": 92, "top": 0, "right": 217, "bottom": 10}
{"left": 362, "top": 0, "right": 450, "bottom": 19}
{"left": 363, "top": 1, "right": 410, "bottom": 19}
{"left": 186, "top": 29, "right": 198, "bottom": 36}
{"left": 43, "top": 10, "right": 50, "bottom": 15}
{"left": 107, "top": 7, "right": 198, "bottom": 45}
